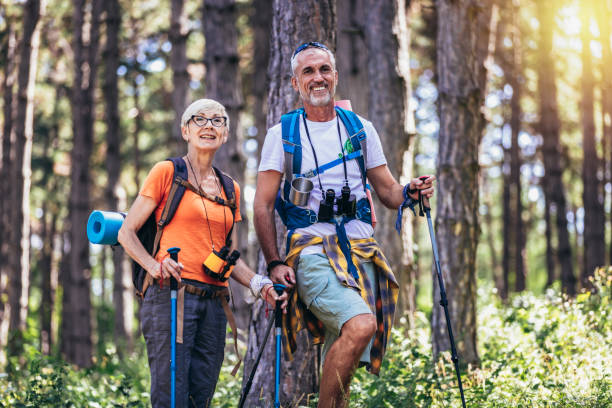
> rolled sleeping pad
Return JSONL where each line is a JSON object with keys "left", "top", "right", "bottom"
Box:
{"left": 87, "top": 210, "right": 126, "bottom": 245}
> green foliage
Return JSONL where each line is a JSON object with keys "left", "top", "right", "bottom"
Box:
{"left": 346, "top": 268, "right": 611, "bottom": 408}
{"left": 2, "top": 270, "right": 610, "bottom": 407}
{"left": 0, "top": 343, "right": 150, "bottom": 408}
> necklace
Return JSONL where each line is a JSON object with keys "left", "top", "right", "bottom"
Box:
{"left": 186, "top": 156, "right": 227, "bottom": 250}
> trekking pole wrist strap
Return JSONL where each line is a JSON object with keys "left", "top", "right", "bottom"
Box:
{"left": 395, "top": 184, "right": 419, "bottom": 234}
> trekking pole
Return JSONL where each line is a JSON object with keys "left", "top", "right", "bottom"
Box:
{"left": 273, "top": 284, "right": 286, "bottom": 408}
{"left": 418, "top": 184, "right": 467, "bottom": 408}
{"left": 238, "top": 312, "right": 275, "bottom": 408}
{"left": 167, "top": 247, "right": 181, "bottom": 408}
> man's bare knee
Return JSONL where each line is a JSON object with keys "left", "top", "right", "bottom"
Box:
{"left": 342, "top": 314, "right": 376, "bottom": 347}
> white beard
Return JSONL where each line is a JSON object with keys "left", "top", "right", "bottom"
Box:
{"left": 300, "top": 83, "right": 337, "bottom": 107}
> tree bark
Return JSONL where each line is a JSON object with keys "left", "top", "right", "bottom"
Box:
{"left": 250, "top": 0, "right": 272, "bottom": 159}
{"left": 61, "top": 0, "right": 102, "bottom": 368}
{"left": 242, "top": 1, "right": 335, "bottom": 405}
{"left": 509, "top": 2, "right": 526, "bottom": 292}
{"left": 202, "top": 0, "right": 251, "bottom": 330}
{"left": 7, "top": 0, "right": 44, "bottom": 359}
{"left": 433, "top": 0, "right": 493, "bottom": 365}
{"left": 597, "top": 0, "right": 612, "bottom": 266}
{"left": 0, "top": 16, "right": 17, "bottom": 363}
{"left": 536, "top": 0, "right": 575, "bottom": 295}
{"left": 363, "top": 0, "right": 415, "bottom": 322}
{"left": 170, "top": 0, "right": 189, "bottom": 155}
{"left": 335, "top": 0, "right": 369, "bottom": 117}
{"left": 580, "top": 2, "right": 605, "bottom": 287}
{"left": 102, "top": 0, "right": 133, "bottom": 352}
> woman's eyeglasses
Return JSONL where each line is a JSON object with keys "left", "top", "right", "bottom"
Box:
{"left": 190, "top": 115, "right": 227, "bottom": 127}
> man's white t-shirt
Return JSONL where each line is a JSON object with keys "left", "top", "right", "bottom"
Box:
{"left": 258, "top": 113, "right": 387, "bottom": 255}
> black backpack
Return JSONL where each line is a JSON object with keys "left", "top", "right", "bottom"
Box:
{"left": 133, "top": 157, "right": 237, "bottom": 297}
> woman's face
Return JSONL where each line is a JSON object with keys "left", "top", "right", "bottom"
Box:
{"left": 182, "top": 109, "right": 228, "bottom": 151}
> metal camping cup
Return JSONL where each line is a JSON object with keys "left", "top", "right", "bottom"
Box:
{"left": 289, "top": 177, "right": 313, "bottom": 207}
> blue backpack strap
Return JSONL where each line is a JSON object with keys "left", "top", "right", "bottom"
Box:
{"left": 280, "top": 108, "right": 304, "bottom": 199}
{"left": 335, "top": 107, "right": 367, "bottom": 190}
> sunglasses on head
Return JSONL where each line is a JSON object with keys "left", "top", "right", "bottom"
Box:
{"left": 292, "top": 41, "right": 330, "bottom": 58}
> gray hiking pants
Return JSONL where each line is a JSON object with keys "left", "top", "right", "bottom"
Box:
{"left": 140, "top": 279, "right": 228, "bottom": 408}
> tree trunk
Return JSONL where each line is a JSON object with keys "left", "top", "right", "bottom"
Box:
{"left": 363, "top": 0, "right": 415, "bottom": 323}
{"left": 509, "top": 3, "right": 526, "bottom": 292}
{"left": 170, "top": 0, "right": 189, "bottom": 155}
{"left": 40, "top": 193, "right": 58, "bottom": 355}
{"left": 536, "top": 0, "right": 575, "bottom": 296}
{"left": 0, "top": 16, "right": 16, "bottom": 365}
{"left": 336, "top": 0, "right": 369, "bottom": 117}
{"left": 7, "top": 0, "right": 44, "bottom": 359}
{"left": 61, "top": 0, "right": 102, "bottom": 368}
{"left": 502, "top": 151, "right": 511, "bottom": 298}
{"left": 250, "top": 0, "right": 272, "bottom": 160}
{"left": 242, "top": 2, "right": 335, "bottom": 405}
{"left": 202, "top": 0, "right": 251, "bottom": 331}
{"left": 433, "top": 0, "right": 493, "bottom": 365}
{"left": 481, "top": 170, "right": 503, "bottom": 298}
{"left": 102, "top": 0, "right": 133, "bottom": 353}
{"left": 580, "top": 2, "right": 605, "bottom": 287}
{"left": 597, "top": 0, "right": 612, "bottom": 266}
{"left": 544, "top": 190, "right": 555, "bottom": 286}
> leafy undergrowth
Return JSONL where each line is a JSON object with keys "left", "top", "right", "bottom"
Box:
{"left": 1, "top": 268, "right": 610, "bottom": 407}
{"left": 347, "top": 267, "right": 611, "bottom": 408}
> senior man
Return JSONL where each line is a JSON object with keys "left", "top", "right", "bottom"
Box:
{"left": 254, "top": 42, "right": 435, "bottom": 408}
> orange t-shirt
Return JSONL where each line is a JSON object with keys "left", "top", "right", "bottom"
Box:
{"left": 139, "top": 161, "right": 242, "bottom": 286}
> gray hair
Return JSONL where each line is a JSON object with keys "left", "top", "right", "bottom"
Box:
{"left": 180, "top": 98, "right": 230, "bottom": 131}
{"left": 290, "top": 46, "right": 336, "bottom": 76}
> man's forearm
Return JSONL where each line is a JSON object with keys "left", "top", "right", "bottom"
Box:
{"left": 378, "top": 182, "right": 406, "bottom": 209}
{"left": 253, "top": 203, "right": 282, "bottom": 263}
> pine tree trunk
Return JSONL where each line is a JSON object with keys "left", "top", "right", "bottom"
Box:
{"left": 597, "top": 0, "right": 612, "bottom": 266}
{"left": 509, "top": 4, "right": 526, "bottom": 292}
{"left": 336, "top": 0, "right": 369, "bottom": 117}
{"left": 62, "top": 0, "right": 102, "bottom": 368}
{"left": 580, "top": 3, "right": 605, "bottom": 286}
{"left": 0, "top": 18, "right": 16, "bottom": 364}
{"left": 536, "top": 0, "right": 575, "bottom": 296}
{"left": 170, "top": 0, "right": 189, "bottom": 155}
{"left": 502, "top": 153, "right": 512, "bottom": 299}
{"left": 250, "top": 0, "right": 272, "bottom": 160}
{"left": 40, "top": 196, "right": 58, "bottom": 355}
{"left": 203, "top": 0, "right": 251, "bottom": 330}
{"left": 103, "top": 0, "right": 133, "bottom": 352}
{"left": 363, "top": 0, "right": 415, "bottom": 323}
{"left": 433, "top": 0, "right": 493, "bottom": 365}
{"left": 544, "top": 191, "right": 555, "bottom": 286}
{"left": 242, "top": 1, "right": 334, "bottom": 405}
{"left": 7, "top": 0, "right": 44, "bottom": 359}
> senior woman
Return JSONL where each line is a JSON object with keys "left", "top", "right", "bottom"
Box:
{"left": 118, "top": 99, "right": 283, "bottom": 407}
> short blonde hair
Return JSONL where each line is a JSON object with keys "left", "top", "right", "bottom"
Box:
{"left": 180, "top": 99, "right": 230, "bottom": 131}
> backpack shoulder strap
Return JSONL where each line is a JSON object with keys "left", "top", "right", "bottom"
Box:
{"left": 152, "top": 157, "right": 189, "bottom": 256}
{"left": 213, "top": 166, "right": 237, "bottom": 247}
{"left": 335, "top": 107, "right": 368, "bottom": 190}
{"left": 280, "top": 108, "right": 304, "bottom": 199}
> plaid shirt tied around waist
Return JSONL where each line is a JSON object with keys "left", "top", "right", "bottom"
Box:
{"left": 281, "top": 233, "right": 399, "bottom": 375}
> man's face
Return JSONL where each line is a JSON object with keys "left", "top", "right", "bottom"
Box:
{"left": 291, "top": 48, "right": 338, "bottom": 108}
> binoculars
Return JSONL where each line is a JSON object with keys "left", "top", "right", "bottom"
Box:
{"left": 318, "top": 186, "right": 356, "bottom": 222}
{"left": 203, "top": 246, "right": 240, "bottom": 282}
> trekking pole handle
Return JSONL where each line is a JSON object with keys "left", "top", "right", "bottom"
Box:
{"left": 418, "top": 176, "right": 431, "bottom": 211}
{"left": 167, "top": 247, "right": 181, "bottom": 290}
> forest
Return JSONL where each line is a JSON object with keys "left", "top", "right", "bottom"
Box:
{"left": 0, "top": 0, "right": 611, "bottom": 407}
